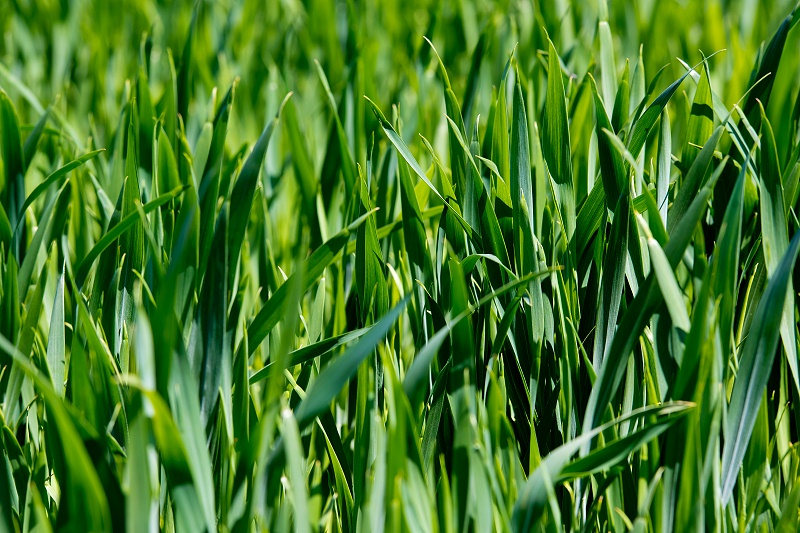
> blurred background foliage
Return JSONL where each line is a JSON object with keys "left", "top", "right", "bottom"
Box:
{"left": 3, "top": 0, "right": 799, "bottom": 163}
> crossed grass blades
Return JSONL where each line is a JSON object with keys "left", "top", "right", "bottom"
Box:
{"left": 2, "top": 0, "right": 800, "bottom": 531}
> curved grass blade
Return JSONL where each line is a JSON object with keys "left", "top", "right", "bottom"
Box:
{"left": 365, "top": 97, "right": 476, "bottom": 241}
{"left": 18, "top": 180, "right": 71, "bottom": 299}
{"left": 589, "top": 75, "right": 626, "bottom": 205}
{"left": 513, "top": 402, "right": 693, "bottom": 532}
{"left": 403, "top": 269, "right": 551, "bottom": 397}
{"left": 721, "top": 230, "right": 800, "bottom": 503}
{"left": 45, "top": 266, "right": 66, "bottom": 397}
{"left": 583, "top": 158, "right": 726, "bottom": 432}
{"left": 75, "top": 185, "right": 189, "bottom": 287}
{"left": 15, "top": 149, "right": 105, "bottom": 234}
{"left": 294, "top": 296, "right": 408, "bottom": 430}
{"left": 593, "top": 194, "right": 629, "bottom": 368}
{"left": 244, "top": 208, "right": 376, "bottom": 355}
{"left": 22, "top": 104, "right": 51, "bottom": 169}
{"left": 0, "top": 333, "right": 112, "bottom": 532}
{"left": 667, "top": 126, "right": 723, "bottom": 234}
{"left": 248, "top": 327, "right": 370, "bottom": 385}
{"left": 542, "top": 38, "right": 575, "bottom": 239}
{"left": 757, "top": 104, "right": 797, "bottom": 392}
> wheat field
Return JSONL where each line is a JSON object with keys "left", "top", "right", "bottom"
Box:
{"left": 1, "top": 0, "right": 800, "bottom": 531}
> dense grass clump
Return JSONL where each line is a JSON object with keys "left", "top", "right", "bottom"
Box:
{"left": 2, "top": 0, "right": 800, "bottom": 531}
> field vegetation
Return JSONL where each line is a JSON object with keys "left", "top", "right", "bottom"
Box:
{"left": 1, "top": 0, "right": 800, "bottom": 531}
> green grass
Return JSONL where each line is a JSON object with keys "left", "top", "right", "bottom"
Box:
{"left": 2, "top": 0, "right": 800, "bottom": 531}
